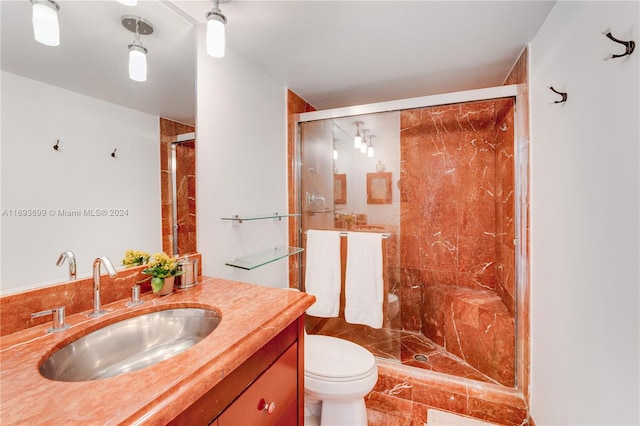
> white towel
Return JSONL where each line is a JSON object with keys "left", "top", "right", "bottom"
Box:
{"left": 345, "top": 232, "right": 384, "bottom": 328}
{"left": 304, "top": 229, "right": 342, "bottom": 317}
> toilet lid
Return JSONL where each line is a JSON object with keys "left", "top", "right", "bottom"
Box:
{"left": 305, "top": 335, "right": 376, "bottom": 381}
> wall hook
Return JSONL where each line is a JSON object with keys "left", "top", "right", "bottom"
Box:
{"left": 111, "top": 148, "right": 117, "bottom": 158}
{"left": 602, "top": 28, "right": 635, "bottom": 60}
{"left": 53, "top": 139, "right": 60, "bottom": 151}
{"left": 548, "top": 86, "right": 568, "bottom": 104}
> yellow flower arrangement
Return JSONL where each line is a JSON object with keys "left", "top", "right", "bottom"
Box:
{"left": 143, "top": 252, "right": 184, "bottom": 293}
{"left": 121, "top": 249, "right": 150, "bottom": 267}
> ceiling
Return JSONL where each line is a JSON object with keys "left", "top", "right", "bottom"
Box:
{"left": 174, "top": 0, "right": 556, "bottom": 110}
{"left": 1, "top": 1, "right": 556, "bottom": 123}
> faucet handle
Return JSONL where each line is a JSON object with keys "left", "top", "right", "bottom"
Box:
{"left": 31, "top": 306, "right": 70, "bottom": 333}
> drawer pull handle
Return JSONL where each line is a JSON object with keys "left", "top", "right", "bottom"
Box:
{"left": 258, "top": 398, "right": 276, "bottom": 414}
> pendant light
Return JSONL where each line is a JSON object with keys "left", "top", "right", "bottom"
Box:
{"left": 122, "top": 16, "right": 153, "bottom": 82}
{"left": 360, "top": 129, "right": 369, "bottom": 154}
{"left": 367, "top": 135, "right": 375, "bottom": 158}
{"left": 206, "top": 0, "right": 229, "bottom": 58}
{"left": 31, "top": 0, "right": 60, "bottom": 47}
{"left": 353, "top": 121, "right": 364, "bottom": 149}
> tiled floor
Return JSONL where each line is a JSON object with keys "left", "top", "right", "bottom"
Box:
{"left": 308, "top": 317, "right": 500, "bottom": 385}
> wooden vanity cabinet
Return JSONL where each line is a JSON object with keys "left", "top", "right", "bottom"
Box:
{"left": 169, "top": 316, "right": 304, "bottom": 426}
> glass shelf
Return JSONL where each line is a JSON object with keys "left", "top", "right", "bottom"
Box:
{"left": 221, "top": 213, "right": 301, "bottom": 224}
{"left": 225, "top": 246, "right": 304, "bottom": 270}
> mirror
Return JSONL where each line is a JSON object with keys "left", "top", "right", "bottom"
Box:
{"left": 333, "top": 174, "right": 347, "bottom": 204}
{"left": 0, "top": 1, "right": 196, "bottom": 294}
{"left": 366, "top": 172, "right": 392, "bottom": 204}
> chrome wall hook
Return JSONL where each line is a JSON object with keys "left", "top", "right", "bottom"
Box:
{"left": 111, "top": 148, "right": 117, "bottom": 158}
{"left": 53, "top": 139, "right": 60, "bottom": 151}
{"left": 602, "top": 28, "right": 635, "bottom": 60}
{"left": 549, "top": 86, "right": 568, "bottom": 104}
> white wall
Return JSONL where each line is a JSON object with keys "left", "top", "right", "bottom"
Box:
{"left": 530, "top": 1, "right": 639, "bottom": 424}
{"left": 0, "top": 71, "right": 162, "bottom": 294}
{"left": 196, "top": 26, "right": 289, "bottom": 288}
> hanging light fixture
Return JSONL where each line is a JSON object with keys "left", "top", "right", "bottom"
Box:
{"left": 31, "top": 0, "right": 60, "bottom": 47}
{"left": 367, "top": 135, "right": 375, "bottom": 158}
{"left": 353, "top": 121, "right": 364, "bottom": 149}
{"left": 122, "top": 16, "right": 153, "bottom": 82}
{"left": 360, "top": 130, "right": 369, "bottom": 154}
{"left": 206, "top": 0, "right": 230, "bottom": 58}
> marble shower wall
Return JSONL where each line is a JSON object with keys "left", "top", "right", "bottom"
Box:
{"left": 160, "top": 118, "right": 196, "bottom": 256}
{"left": 399, "top": 99, "right": 516, "bottom": 386}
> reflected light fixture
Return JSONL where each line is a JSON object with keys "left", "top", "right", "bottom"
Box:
{"left": 31, "top": 0, "right": 60, "bottom": 47}
{"left": 116, "top": 0, "right": 138, "bottom": 5}
{"left": 333, "top": 140, "right": 338, "bottom": 160}
{"left": 206, "top": 0, "right": 229, "bottom": 58}
{"left": 353, "top": 121, "right": 363, "bottom": 149}
{"left": 367, "top": 135, "right": 375, "bottom": 158}
{"left": 360, "top": 129, "right": 369, "bottom": 154}
{"left": 122, "top": 15, "right": 153, "bottom": 82}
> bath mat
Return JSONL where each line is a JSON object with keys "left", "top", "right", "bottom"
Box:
{"left": 426, "top": 409, "right": 501, "bottom": 426}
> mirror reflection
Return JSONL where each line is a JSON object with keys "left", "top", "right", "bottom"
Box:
{"left": 0, "top": 1, "right": 196, "bottom": 293}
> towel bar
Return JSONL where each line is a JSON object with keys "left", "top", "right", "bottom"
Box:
{"left": 305, "top": 230, "right": 390, "bottom": 239}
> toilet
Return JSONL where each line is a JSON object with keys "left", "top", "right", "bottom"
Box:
{"left": 304, "top": 334, "right": 378, "bottom": 426}
{"left": 286, "top": 287, "right": 378, "bottom": 425}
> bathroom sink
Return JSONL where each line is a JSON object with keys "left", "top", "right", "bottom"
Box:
{"left": 39, "top": 307, "right": 221, "bottom": 382}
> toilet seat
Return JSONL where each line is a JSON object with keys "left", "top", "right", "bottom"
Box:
{"left": 305, "top": 335, "right": 376, "bottom": 382}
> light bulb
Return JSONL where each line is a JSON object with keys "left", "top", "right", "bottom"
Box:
{"left": 367, "top": 144, "right": 375, "bottom": 157}
{"left": 128, "top": 45, "right": 147, "bottom": 82}
{"left": 32, "top": 0, "right": 60, "bottom": 47}
{"left": 206, "top": 15, "right": 226, "bottom": 58}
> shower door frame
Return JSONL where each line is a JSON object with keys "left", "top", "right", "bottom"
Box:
{"left": 293, "top": 84, "right": 529, "bottom": 394}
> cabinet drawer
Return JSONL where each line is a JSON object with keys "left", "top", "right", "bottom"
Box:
{"left": 218, "top": 343, "right": 297, "bottom": 426}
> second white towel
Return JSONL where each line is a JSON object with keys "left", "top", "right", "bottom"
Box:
{"left": 304, "top": 229, "right": 342, "bottom": 317}
{"left": 345, "top": 231, "right": 384, "bottom": 329}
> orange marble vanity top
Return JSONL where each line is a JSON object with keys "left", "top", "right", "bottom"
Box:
{"left": 0, "top": 277, "right": 315, "bottom": 425}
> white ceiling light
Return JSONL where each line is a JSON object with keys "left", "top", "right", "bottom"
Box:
{"left": 360, "top": 129, "right": 369, "bottom": 154}
{"left": 367, "top": 135, "right": 375, "bottom": 158}
{"left": 206, "top": 0, "right": 229, "bottom": 58}
{"left": 354, "top": 121, "right": 363, "bottom": 149}
{"left": 116, "top": 0, "right": 138, "bottom": 6}
{"left": 31, "top": 0, "right": 60, "bottom": 47}
{"left": 129, "top": 44, "right": 147, "bottom": 82}
{"left": 122, "top": 16, "right": 153, "bottom": 82}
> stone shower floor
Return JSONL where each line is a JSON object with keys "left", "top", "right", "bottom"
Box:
{"left": 310, "top": 319, "right": 499, "bottom": 384}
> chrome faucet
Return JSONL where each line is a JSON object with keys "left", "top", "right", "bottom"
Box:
{"left": 88, "top": 256, "right": 117, "bottom": 318}
{"left": 56, "top": 250, "right": 77, "bottom": 280}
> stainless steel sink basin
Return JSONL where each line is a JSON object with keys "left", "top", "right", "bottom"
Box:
{"left": 40, "top": 307, "right": 221, "bottom": 382}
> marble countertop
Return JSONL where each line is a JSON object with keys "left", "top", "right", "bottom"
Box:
{"left": 0, "top": 277, "right": 315, "bottom": 425}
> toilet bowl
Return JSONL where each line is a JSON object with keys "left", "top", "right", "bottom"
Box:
{"left": 304, "top": 334, "right": 378, "bottom": 426}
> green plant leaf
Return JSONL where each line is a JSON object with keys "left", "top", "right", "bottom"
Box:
{"left": 151, "top": 277, "right": 164, "bottom": 293}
